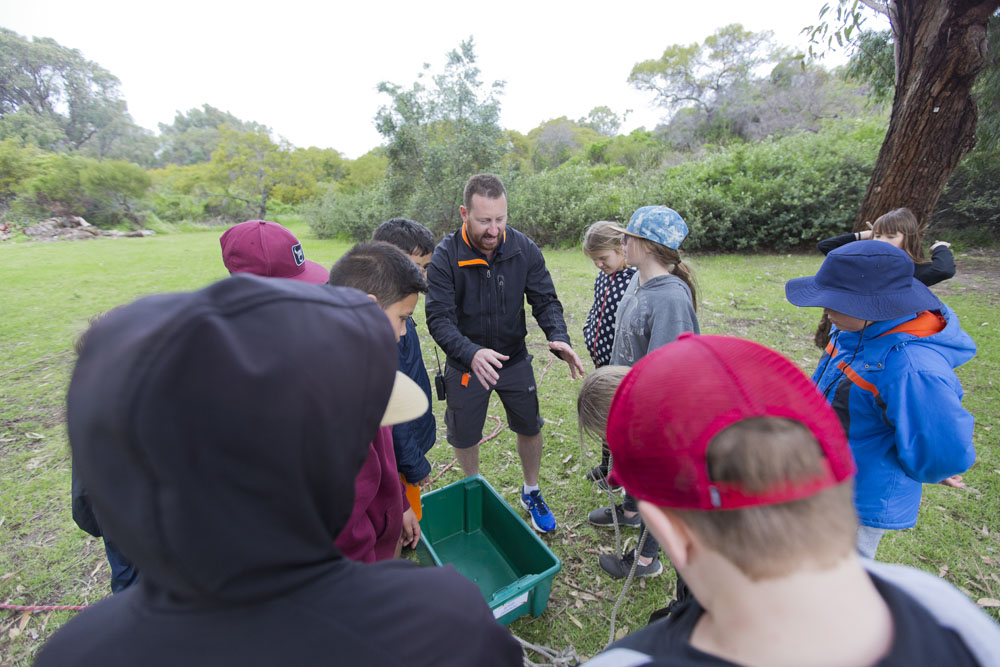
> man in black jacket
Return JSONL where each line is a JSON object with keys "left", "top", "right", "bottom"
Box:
{"left": 425, "top": 174, "right": 584, "bottom": 533}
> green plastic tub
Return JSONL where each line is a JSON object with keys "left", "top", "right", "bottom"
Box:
{"left": 416, "top": 475, "right": 562, "bottom": 625}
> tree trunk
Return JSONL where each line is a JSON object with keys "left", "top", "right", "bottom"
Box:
{"left": 855, "top": 0, "right": 999, "bottom": 230}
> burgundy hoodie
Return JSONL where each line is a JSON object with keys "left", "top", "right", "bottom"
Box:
{"left": 336, "top": 425, "right": 406, "bottom": 562}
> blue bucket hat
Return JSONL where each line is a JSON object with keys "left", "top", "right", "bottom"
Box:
{"left": 785, "top": 240, "right": 942, "bottom": 321}
{"left": 611, "top": 206, "right": 689, "bottom": 249}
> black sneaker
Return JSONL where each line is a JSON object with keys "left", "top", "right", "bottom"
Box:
{"left": 599, "top": 550, "right": 662, "bottom": 580}
{"left": 588, "top": 504, "right": 641, "bottom": 528}
{"left": 585, "top": 465, "right": 622, "bottom": 491}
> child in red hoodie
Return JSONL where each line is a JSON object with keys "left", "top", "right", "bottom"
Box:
{"left": 328, "top": 241, "right": 429, "bottom": 561}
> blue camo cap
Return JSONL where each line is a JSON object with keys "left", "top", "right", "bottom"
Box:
{"left": 621, "top": 206, "right": 689, "bottom": 249}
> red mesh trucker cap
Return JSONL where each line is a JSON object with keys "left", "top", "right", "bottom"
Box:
{"left": 606, "top": 333, "right": 855, "bottom": 510}
{"left": 220, "top": 220, "right": 329, "bottom": 284}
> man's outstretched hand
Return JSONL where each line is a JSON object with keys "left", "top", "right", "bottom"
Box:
{"left": 548, "top": 340, "right": 585, "bottom": 380}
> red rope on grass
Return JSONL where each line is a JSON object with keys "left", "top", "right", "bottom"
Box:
{"left": 428, "top": 415, "right": 505, "bottom": 486}
{"left": 1, "top": 602, "right": 89, "bottom": 612}
{"left": 537, "top": 356, "right": 556, "bottom": 384}
{"left": 428, "top": 356, "right": 556, "bottom": 487}
{"left": 478, "top": 414, "right": 505, "bottom": 446}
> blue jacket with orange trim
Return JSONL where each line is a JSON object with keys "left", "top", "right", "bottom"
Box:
{"left": 425, "top": 224, "right": 570, "bottom": 372}
{"left": 813, "top": 305, "right": 976, "bottom": 529}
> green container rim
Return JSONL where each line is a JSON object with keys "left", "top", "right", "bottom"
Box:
{"left": 417, "top": 475, "right": 562, "bottom": 620}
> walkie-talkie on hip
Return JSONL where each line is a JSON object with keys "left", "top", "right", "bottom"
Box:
{"left": 433, "top": 347, "right": 446, "bottom": 401}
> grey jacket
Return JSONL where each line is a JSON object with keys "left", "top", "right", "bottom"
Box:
{"left": 610, "top": 273, "right": 699, "bottom": 367}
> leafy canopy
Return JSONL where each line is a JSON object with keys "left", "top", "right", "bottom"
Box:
{"left": 374, "top": 37, "right": 506, "bottom": 232}
{"left": 0, "top": 27, "right": 147, "bottom": 161}
{"left": 628, "top": 23, "right": 778, "bottom": 117}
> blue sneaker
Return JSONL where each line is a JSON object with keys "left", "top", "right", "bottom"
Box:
{"left": 520, "top": 489, "right": 556, "bottom": 533}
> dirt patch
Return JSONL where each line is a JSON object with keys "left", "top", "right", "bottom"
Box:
{"left": 934, "top": 249, "right": 1000, "bottom": 298}
{"left": 725, "top": 317, "right": 765, "bottom": 328}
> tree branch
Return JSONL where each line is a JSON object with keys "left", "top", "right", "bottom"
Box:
{"left": 855, "top": 39, "right": 895, "bottom": 85}
{"left": 858, "top": 0, "right": 889, "bottom": 15}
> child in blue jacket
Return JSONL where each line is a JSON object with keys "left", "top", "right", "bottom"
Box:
{"left": 373, "top": 218, "right": 438, "bottom": 517}
{"left": 786, "top": 241, "right": 976, "bottom": 559}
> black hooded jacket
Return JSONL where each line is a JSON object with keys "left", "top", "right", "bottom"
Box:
{"left": 425, "top": 224, "right": 570, "bottom": 371}
{"left": 38, "top": 276, "right": 522, "bottom": 667}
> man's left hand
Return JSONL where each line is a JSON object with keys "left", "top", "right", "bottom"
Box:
{"left": 548, "top": 341, "right": 585, "bottom": 379}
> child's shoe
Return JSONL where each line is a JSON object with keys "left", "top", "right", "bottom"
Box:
{"left": 585, "top": 465, "right": 623, "bottom": 491}
{"left": 599, "top": 549, "right": 662, "bottom": 579}
{"left": 520, "top": 488, "right": 556, "bottom": 533}
{"left": 588, "top": 504, "right": 641, "bottom": 528}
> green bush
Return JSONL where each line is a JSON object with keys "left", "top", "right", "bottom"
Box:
{"left": 149, "top": 190, "right": 208, "bottom": 223}
{"left": 576, "top": 129, "right": 675, "bottom": 171}
{"left": 148, "top": 162, "right": 247, "bottom": 224}
{"left": 307, "top": 181, "right": 394, "bottom": 241}
{"left": 19, "top": 154, "right": 89, "bottom": 218}
{"left": 936, "top": 144, "right": 1000, "bottom": 231}
{"left": 0, "top": 139, "right": 38, "bottom": 214}
{"left": 80, "top": 160, "right": 151, "bottom": 226}
{"left": 505, "top": 165, "right": 626, "bottom": 246}
{"left": 18, "top": 154, "right": 152, "bottom": 227}
{"left": 623, "top": 119, "right": 885, "bottom": 250}
{"left": 500, "top": 119, "right": 884, "bottom": 250}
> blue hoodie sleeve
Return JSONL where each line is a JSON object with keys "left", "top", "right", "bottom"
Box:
{"left": 391, "top": 319, "right": 435, "bottom": 483}
{"left": 885, "top": 370, "right": 975, "bottom": 483}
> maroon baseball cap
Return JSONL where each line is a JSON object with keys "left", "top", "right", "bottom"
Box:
{"left": 606, "top": 333, "right": 855, "bottom": 510}
{"left": 220, "top": 220, "right": 329, "bottom": 284}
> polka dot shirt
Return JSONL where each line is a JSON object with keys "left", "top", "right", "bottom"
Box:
{"left": 583, "top": 267, "right": 637, "bottom": 367}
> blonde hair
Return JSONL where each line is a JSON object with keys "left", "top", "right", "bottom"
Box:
{"left": 583, "top": 220, "right": 625, "bottom": 255}
{"left": 872, "top": 208, "right": 929, "bottom": 264}
{"left": 577, "top": 366, "right": 629, "bottom": 446}
{"left": 671, "top": 418, "right": 856, "bottom": 581}
{"left": 631, "top": 237, "right": 698, "bottom": 311}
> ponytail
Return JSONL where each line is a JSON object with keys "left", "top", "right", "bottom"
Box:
{"left": 635, "top": 238, "right": 698, "bottom": 311}
{"left": 671, "top": 260, "right": 698, "bottom": 312}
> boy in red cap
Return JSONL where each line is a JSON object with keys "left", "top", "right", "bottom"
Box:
{"left": 220, "top": 219, "right": 329, "bottom": 283}
{"left": 587, "top": 334, "right": 997, "bottom": 666}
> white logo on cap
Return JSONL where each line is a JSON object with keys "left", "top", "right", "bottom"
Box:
{"left": 292, "top": 244, "right": 305, "bottom": 266}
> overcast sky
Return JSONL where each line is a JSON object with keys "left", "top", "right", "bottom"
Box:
{"left": 1, "top": 1, "right": 857, "bottom": 158}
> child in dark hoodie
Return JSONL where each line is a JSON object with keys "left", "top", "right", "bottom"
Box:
{"left": 786, "top": 241, "right": 976, "bottom": 559}
{"left": 42, "top": 275, "right": 522, "bottom": 667}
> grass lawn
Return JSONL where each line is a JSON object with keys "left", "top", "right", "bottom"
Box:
{"left": 1, "top": 220, "right": 998, "bottom": 664}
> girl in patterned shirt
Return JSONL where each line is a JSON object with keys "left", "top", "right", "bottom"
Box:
{"left": 581, "top": 220, "right": 636, "bottom": 486}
